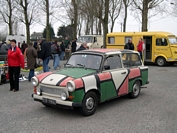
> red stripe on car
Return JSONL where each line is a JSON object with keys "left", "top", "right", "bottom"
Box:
{"left": 118, "top": 77, "right": 129, "bottom": 95}
{"left": 36, "top": 72, "right": 52, "bottom": 82}
{"left": 98, "top": 72, "right": 111, "bottom": 81}
{"left": 59, "top": 77, "right": 74, "bottom": 87}
{"left": 129, "top": 68, "right": 140, "bottom": 79}
{"left": 74, "top": 78, "right": 84, "bottom": 89}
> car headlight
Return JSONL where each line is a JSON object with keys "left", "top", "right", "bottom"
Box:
{"left": 66, "top": 81, "right": 75, "bottom": 92}
{"left": 61, "top": 92, "right": 67, "bottom": 100}
{"left": 31, "top": 76, "right": 39, "bottom": 86}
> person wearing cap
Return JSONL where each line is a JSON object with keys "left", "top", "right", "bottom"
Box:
{"left": 8, "top": 39, "right": 25, "bottom": 92}
{"left": 124, "top": 39, "right": 134, "bottom": 50}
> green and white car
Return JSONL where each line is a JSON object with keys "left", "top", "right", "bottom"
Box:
{"left": 31, "top": 49, "right": 149, "bottom": 116}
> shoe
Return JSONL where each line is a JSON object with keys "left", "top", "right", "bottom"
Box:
{"left": 14, "top": 90, "right": 19, "bottom": 92}
{"left": 9, "top": 89, "right": 13, "bottom": 91}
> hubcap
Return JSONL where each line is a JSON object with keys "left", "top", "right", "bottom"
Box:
{"left": 86, "top": 97, "right": 94, "bottom": 110}
{"left": 133, "top": 84, "right": 139, "bottom": 96}
{"left": 157, "top": 58, "right": 164, "bottom": 66}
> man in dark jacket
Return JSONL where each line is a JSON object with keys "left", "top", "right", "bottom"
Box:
{"left": 59, "top": 40, "right": 65, "bottom": 60}
{"left": 124, "top": 39, "right": 134, "bottom": 50}
{"left": 71, "top": 38, "right": 77, "bottom": 53}
{"left": 21, "top": 41, "right": 28, "bottom": 54}
{"left": 77, "top": 42, "right": 88, "bottom": 51}
{"left": 38, "top": 39, "right": 51, "bottom": 72}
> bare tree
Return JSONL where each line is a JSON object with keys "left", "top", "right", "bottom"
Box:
{"left": 132, "top": 0, "right": 163, "bottom": 31}
{"left": 109, "top": 0, "right": 123, "bottom": 32}
{"left": 0, "top": 0, "right": 15, "bottom": 35}
{"left": 122, "top": 0, "right": 132, "bottom": 32}
{"left": 15, "top": 0, "right": 38, "bottom": 43}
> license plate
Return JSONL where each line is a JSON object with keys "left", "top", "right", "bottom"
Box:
{"left": 43, "top": 98, "right": 56, "bottom": 105}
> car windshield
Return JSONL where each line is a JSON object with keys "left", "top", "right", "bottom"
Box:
{"left": 66, "top": 54, "right": 102, "bottom": 70}
{"left": 77, "top": 36, "right": 93, "bottom": 43}
{"left": 168, "top": 38, "right": 177, "bottom": 45}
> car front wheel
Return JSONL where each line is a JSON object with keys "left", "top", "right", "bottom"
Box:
{"left": 81, "top": 91, "right": 98, "bottom": 116}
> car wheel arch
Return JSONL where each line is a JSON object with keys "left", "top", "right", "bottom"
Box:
{"left": 84, "top": 89, "right": 101, "bottom": 103}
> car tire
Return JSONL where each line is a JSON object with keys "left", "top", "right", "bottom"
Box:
{"left": 129, "top": 81, "right": 141, "bottom": 98}
{"left": 81, "top": 91, "right": 98, "bottom": 116}
{"left": 156, "top": 57, "right": 166, "bottom": 66}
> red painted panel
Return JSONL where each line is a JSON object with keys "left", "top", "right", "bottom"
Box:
{"left": 129, "top": 68, "right": 140, "bottom": 79}
{"left": 59, "top": 77, "right": 74, "bottom": 87}
{"left": 74, "top": 78, "right": 84, "bottom": 89}
{"left": 98, "top": 72, "right": 111, "bottom": 81}
{"left": 118, "top": 77, "right": 128, "bottom": 95}
{"left": 37, "top": 72, "right": 52, "bottom": 82}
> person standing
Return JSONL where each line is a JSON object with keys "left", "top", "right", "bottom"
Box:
{"left": 64, "top": 37, "right": 70, "bottom": 48}
{"left": 21, "top": 41, "right": 28, "bottom": 54}
{"left": 137, "top": 38, "right": 144, "bottom": 59}
{"left": 8, "top": 39, "right": 24, "bottom": 92}
{"left": 124, "top": 39, "right": 134, "bottom": 50}
{"left": 60, "top": 40, "right": 65, "bottom": 60}
{"left": 77, "top": 42, "right": 88, "bottom": 51}
{"left": 51, "top": 40, "right": 60, "bottom": 70}
{"left": 71, "top": 38, "right": 77, "bottom": 53}
{"left": 38, "top": 39, "right": 51, "bottom": 72}
{"left": 25, "top": 42, "right": 37, "bottom": 81}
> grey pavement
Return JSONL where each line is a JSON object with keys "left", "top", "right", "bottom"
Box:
{"left": 0, "top": 63, "right": 177, "bottom": 133}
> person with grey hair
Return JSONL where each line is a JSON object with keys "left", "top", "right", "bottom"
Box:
{"left": 77, "top": 42, "right": 88, "bottom": 51}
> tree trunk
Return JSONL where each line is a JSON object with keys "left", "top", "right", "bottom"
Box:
{"left": 123, "top": 5, "right": 127, "bottom": 32}
{"left": 91, "top": 16, "right": 94, "bottom": 35}
{"left": 24, "top": 0, "right": 30, "bottom": 44}
{"left": 110, "top": 17, "right": 114, "bottom": 32}
{"left": 85, "top": 18, "right": 90, "bottom": 35}
{"left": 8, "top": 0, "right": 13, "bottom": 35}
{"left": 98, "top": 19, "right": 102, "bottom": 35}
{"left": 46, "top": 0, "right": 50, "bottom": 41}
{"left": 103, "top": 0, "right": 109, "bottom": 48}
{"left": 142, "top": 0, "right": 148, "bottom": 31}
{"left": 72, "top": 0, "right": 78, "bottom": 39}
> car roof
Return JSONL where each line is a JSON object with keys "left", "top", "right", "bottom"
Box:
{"left": 74, "top": 49, "right": 139, "bottom": 55}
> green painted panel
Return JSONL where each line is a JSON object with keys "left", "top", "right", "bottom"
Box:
{"left": 105, "top": 81, "right": 117, "bottom": 100}
{"left": 54, "top": 68, "right": 96, "bottom": 78}
{"left": 71, "top": 89, "right": 85, "bottom": 102}
{"left": 141, "top": 70, "right": 148, "bottom": 85}
{"left": 100, "top": 83, "right": 106, "bottom": 102}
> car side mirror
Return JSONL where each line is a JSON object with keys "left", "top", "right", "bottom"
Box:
{"left": 104, "top": 65, "right": 110, "bottom": 70}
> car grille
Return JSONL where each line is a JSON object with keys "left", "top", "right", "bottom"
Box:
{"left": 40, "top": 85, "right": 67, "bottom": 96}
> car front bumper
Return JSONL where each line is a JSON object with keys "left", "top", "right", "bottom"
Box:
{"left": 32, "top": 94, "right": 82, "bottom": 109}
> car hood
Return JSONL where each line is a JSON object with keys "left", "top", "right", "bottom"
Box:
{"left": 37, "top": 68, "right": 97, "bottom": 86}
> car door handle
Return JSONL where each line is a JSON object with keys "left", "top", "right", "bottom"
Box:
{"left": 121, "top": 72, "right": 126, "bottom": 74}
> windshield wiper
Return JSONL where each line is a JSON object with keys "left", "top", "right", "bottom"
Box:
{"left": 76, "top": 63, "right": 85, "bottom": 67}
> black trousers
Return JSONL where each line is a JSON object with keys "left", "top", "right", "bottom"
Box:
{"left": 9, "top": 66, "right": 20, "bottom": 91}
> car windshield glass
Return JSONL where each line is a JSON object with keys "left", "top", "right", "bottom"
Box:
{"left": 77, "top": 36, "right": 93, "bottom": 43}
{"left": 66, "top": 54, "right": 102, "bottom": 70}
{"left": 168, "top": 38, "right": 177, "bottom": 44}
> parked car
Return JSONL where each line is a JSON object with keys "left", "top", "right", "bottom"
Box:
{"left": 31, "top": 49, "right": 149, "bottom": 116}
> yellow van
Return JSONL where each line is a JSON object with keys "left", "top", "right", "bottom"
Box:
{"left": 106, "top": 32, "right": 177, "bottom": 66}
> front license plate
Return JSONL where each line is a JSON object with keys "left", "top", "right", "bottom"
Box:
{"left": 43, "top": 98, "right": 56, "bottom": 105}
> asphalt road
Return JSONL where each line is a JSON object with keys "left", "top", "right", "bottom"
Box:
{"left": 0, "top": 62, "right": 177, "bottom": 133}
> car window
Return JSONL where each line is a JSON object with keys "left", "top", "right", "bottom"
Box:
{"left": 103, "top": 55, "right": 122, "bottom": 70}
{"left": 66, "top": 54, "right": 102, "bottom": 70}
{"left": 122, "top": 53, "right": 142, "bottom": 67}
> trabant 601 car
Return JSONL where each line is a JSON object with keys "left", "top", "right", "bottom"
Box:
{"left": 31, "top": 49, "right": 149, "bottom": 116}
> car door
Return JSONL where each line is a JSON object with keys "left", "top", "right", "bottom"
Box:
{"left": 103, "top": 55, "right": 129, "bottom": 100}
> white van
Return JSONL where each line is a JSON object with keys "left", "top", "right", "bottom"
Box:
{"left": 76, "top": 35, "right": 103, "bottom": 49}
{"left": 6, "top": 35, "right": 26, "bottom": 47}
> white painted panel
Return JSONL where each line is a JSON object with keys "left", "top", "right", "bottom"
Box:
{"left": 82, "top": 75, "right": 97, "bottom": 92}
{"left": 111, "top": 69, "right": 128, "bottom": 90}
{"left": 41, "top": 74, "right": 66, "bottom": 85}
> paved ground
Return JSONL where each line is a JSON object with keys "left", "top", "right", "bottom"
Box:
{"left": 0, "top": 62, "right": 177, "bottom": 133}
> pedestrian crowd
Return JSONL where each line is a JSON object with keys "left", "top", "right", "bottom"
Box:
{"left": 0, "top": 37, "right": 88, "bottom": 92}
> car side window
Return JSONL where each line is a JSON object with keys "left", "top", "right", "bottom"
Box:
{"left": 122, "top": 53, "right": 142, "bottom": 67}
{"left": 103, "top": 55, "right": 122, "bottom": 70}
{"left": 156, "top": 38, "right": 167, "bottom": 46}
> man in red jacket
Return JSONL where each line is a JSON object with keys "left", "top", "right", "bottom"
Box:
{"left": 8, "top": 39, "right": 24, "bottom": 92}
